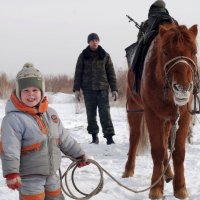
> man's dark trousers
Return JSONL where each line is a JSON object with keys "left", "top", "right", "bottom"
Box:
{"left": 83, "top": 90, "right": 115, "bottom": 138}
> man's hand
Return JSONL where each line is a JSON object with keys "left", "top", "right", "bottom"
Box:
{"left": 75, "top": 90, "right": 81, "bottom": 101}
{"left": 6, "top": 173, "right": 22, "bottom": 190}
{"left": 112, "top": 91, "right": 118, "bottom": 101}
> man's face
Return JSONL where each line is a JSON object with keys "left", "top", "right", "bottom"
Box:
{"left": 89, "top": 39, "right": 99, "bottom": 51}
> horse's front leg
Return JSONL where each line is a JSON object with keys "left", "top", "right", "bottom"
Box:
{"left": 122, "top": 112, "right": 143, "bottom": 178}
{"left": 146, "top": 112, "right": 165, "bottom": 199}
{"left": 172, "top": 113, "right": 190, "bottom": 199}
{"left": 164, "top": 121, "right": 174, "bottom": 183}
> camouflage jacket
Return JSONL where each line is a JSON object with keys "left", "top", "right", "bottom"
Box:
{"left": 73, "top": 46, "right": 117, "bottom": 92}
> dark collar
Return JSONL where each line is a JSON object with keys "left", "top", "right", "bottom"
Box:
{"left": 82, "top": 45, "right": 106, "bottom": 60}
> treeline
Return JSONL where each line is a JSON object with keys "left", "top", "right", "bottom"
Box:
{"left": 0, "top": 70, "right": 127, "bottom": 103}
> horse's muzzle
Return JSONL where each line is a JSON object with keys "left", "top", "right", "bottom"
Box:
{"left": 172, "top": 82, "right": 193, "bottom": 106}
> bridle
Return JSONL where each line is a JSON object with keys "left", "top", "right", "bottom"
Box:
{"left": 164, "top": 55, "right": 197, "bottom": 85}
{"left": 163, "top": 56, "right": 198, "bottom": 90}
{"left": 164, "top": 55, "right": 197, "bottom": 73}
{"left": 163, "top": 55, "right": 200, "bottom": 114}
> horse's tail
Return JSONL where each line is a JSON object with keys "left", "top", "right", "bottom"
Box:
{"left": 137, "top": 115, "right": 150, "bottom": 155}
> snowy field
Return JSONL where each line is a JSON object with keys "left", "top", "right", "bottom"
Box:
{"left": 0, "top": 93, "right": 200, "bottom": 200}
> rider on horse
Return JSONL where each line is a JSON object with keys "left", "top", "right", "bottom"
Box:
{"left": 137, "top": 0, "right": 174, "bottom": 40}
{"left": 131, "top": 0, "right": 177, "bottom": 92}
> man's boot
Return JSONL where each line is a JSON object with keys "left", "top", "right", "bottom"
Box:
{"left": 106, "top": 135, "right": 115, "bottom": 145}
{"left": 90, "top": 134, "right": 99, "bottom": 144}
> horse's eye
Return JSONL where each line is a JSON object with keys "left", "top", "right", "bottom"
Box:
{"left": 192, "top": 51, "right": 197, "bottom": 56}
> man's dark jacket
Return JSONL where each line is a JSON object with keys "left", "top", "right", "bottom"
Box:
{"left": 73, "top": 46, "right": 117, "bottom": 92}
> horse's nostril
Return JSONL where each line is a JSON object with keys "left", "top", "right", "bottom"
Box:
{"left": 173, "top": 83, "right": 193, "bottom": 92}
{"left": 173, "top": 84, "right": 179, "bottom": 91}
{"left": 188, "top": 83, "right": 193, "bottom": 92}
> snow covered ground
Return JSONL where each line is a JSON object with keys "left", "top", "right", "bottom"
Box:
{"left": 0, "top": 93, "right": 200, "bottom": 200}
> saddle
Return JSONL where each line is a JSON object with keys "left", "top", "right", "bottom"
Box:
{"left": 126, "top": 14, "right": 176, "bottom": 92}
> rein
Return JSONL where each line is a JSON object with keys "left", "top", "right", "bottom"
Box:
{"left": 187, "top": 91, "right": 200, "bottom": 115}
{"left": 126, "top": 94, "right": 144, "bottom": 113}
{"left": 189, "top": 70, "right": 200, "bottom": 114}
{"left": 126, "top": 100, "right": 144, "bottom": 113}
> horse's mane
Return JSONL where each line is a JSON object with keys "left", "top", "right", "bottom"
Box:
{"left": 158, "top": 23, "right": 197, "bottom": 52}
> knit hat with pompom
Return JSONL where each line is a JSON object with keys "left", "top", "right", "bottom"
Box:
{"left": 15, "top": 63, "right": 45, "bottom": 100}
{"left": 152, "top": 0, "right": 166, "bottom": 8}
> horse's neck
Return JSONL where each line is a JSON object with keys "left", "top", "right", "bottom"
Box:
{"left": 143, "top": 38, "right": 156, "bottom": 67}
{"left": 144, "top": 37, "right": 164, "bottom": 85}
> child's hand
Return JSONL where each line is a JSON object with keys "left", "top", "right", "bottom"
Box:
{"left": 76, "top": 154, "right": 90, "bottom": 168}
{"left": 77, "top": 161, "right": 90, "bottom": 168}
{"left": 6, "top": 173, "right": 22, "bottom": 190}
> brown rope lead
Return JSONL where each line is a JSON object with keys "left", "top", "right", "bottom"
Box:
{"left": 60, "top": 145, "right": 175, "bottom": 199}
{"left": 60, "top": 110, "right": 179, "bottom": 199}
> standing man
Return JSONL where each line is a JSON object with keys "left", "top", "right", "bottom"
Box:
{"left": 73, "top": 33, "right": 118, "bottom": 145}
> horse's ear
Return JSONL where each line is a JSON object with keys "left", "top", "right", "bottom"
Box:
{"left": 159, "top": 25, "right": 168, "bottom": 37}
{"left": 189, "top": 24, "right": 198, "bottom": 38}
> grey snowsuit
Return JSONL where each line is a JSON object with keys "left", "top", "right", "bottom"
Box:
{"left": 0, "top": 99, "right": 85, "bottom": 200}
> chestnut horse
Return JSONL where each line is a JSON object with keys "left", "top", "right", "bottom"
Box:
{"left": 123, "top": 23, "right": 198, "bottom": 199}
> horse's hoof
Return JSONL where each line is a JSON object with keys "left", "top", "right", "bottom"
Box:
{"left": 164, "top": 174, "right": 174, "bottom": 183}
{"left": 174, "top": 188, "right": 188, "bottom": 199}
{"left": 122, "top": 171, "right": 133, "bottom": 178}
{"left": 164, "top": 166, "right": 174, "bottom": 183}
{"left": 149, "top": 188, "right": 163, "bottom": 200}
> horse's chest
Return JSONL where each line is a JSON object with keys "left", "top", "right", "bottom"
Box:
{"left": 142, "top": 86, "right": 176, "bottom": 118}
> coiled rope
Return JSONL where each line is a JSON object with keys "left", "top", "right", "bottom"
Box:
{"left": 60, "top": 110, "right": 180, "bottom": 199}
{"left": 59, "top": 158, "right": 103, "bottom": 200}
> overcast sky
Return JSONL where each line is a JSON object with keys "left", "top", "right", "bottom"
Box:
{"left": 0, "top": 0, "right": 199, "bottom": 77}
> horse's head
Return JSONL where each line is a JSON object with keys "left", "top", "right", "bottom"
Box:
{"left": 157, "top": 24, "right": 198, "bottom": 106}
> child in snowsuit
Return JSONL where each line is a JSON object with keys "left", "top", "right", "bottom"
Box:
{"left": 0, "top": 63, "right": 89, "bottom": 200}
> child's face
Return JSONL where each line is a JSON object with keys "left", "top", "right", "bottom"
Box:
{"left": 21, "top": 87, "right": 42, "bottom": 107}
